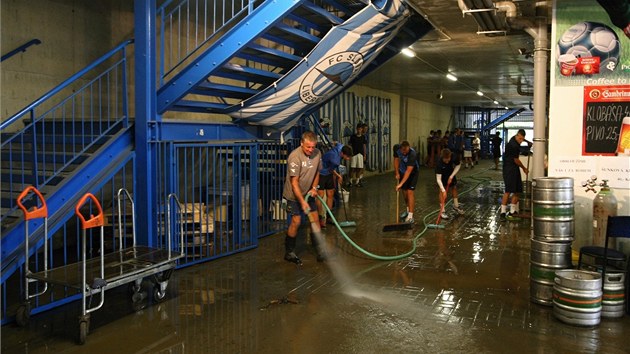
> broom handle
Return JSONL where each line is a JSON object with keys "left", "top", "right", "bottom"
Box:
{"left": 435, "top": 181, "right": 450, "bottom": 225}
{"left": 395, "top": 190, "right": 399, "bottom": 223}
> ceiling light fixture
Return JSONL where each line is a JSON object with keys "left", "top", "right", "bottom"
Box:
{"left": 493, "top": 100, "right": 499, "bottom": 105}
{"left": 446, "top": 73, "right": 458, "bottom": 81}
{"left": 401, "top": 47, "right": 415, "bottom": 57}
{"left": 412, "top": 55, "right": 504, "bottom": 107}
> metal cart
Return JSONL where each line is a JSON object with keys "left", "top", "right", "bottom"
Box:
{"left": 16, "top": 187, "right": 184, "bottom": 344}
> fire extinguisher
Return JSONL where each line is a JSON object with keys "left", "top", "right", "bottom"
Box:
{"left": 592, "top": 180, "right": 617, "bottom": 247}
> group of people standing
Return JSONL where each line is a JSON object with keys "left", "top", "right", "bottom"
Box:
{"left": 424, "top": 129, "right": 481, "bottom": 169}
{"left": 280, "top": 126, "right": 530, "bottom": 265}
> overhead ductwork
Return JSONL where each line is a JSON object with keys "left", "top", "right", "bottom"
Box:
{"left": 459, "top": 0, "right": 508, "bottom": 35}
{"left": 517, "top": 75, "right": 534, "bottom": 96}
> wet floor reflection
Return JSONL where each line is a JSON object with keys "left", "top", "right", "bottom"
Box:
{"left": 2, "top": 161, "right": 630, "bottom": 353}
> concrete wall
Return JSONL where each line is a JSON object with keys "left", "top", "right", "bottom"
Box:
{"left": 346, "top": 85, "right": 452, "bottom": 174}
{"left": 1, "top": 0, "right": 133, "bottom": 120}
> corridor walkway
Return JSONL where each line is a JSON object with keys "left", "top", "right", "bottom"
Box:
{"left": 2, "top": 160, "right": 629, "bottom": 353}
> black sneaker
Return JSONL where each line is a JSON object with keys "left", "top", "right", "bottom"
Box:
{"left": 316, "top": 253, "right": 327, "bottom": 262}
{"left": 346, "top": 182, "right": 353, "bottom": 188}
{"left": 356, "top": 181, "right": 363, "bottom": 187}
{"left": 500, "top": 212, "right": 507, "bottom": 221}
{"left": 506, "top": 212, "right": 520, "bottom": 220}
{"left": 284, "top": 252, "right": 302, "bottom": 265}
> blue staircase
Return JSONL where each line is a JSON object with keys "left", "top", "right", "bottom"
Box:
{"left": 1, "top": 0, "right": 433, "bottom": 323}
{"left": 156, "top": 0, "right": 432, "bottom": 116}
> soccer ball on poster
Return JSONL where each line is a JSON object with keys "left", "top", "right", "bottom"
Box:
{"left": 556, "top": 21, "right": 621, "bottom": 76}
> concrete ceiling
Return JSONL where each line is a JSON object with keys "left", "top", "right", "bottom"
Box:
{"left": 357, "top": 0, "right": 549, "bottom": 113}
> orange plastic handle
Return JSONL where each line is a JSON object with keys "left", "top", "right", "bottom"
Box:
{"left": 74, "top": 193, "right": 104, "bottom": 230}
{"left": 16, "top": 186, "right": 48, "bottom": 220}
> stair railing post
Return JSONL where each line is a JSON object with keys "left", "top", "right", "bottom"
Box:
{"left": 30, "top": 109, "right": 40, "bottom": 189}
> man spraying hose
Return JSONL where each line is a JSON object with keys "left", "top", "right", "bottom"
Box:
{"left": 282, "top": 131, "right": 325, "bottom": 264}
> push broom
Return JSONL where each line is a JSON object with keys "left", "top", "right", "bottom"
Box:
{"left": 382, "top": 190, "right": 413, "bottom": 232}
{"left": 336, "top": 185, "right": 356, "bottom": 228}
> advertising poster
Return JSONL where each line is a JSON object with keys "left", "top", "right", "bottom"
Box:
{"left": 582, "top": 85, "right": 630, "bottom": 156}
{"left": 555, "top": 1, "right": 630, "bottom": 87}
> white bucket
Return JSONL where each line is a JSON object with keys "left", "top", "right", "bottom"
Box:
{"left": 270, "top": 200, "right": 287, "bottom": 220}
{"left": 341, "top": 190, "right": 350, "bottom": 203}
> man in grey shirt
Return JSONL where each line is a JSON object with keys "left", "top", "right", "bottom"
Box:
{"left": 282, "top": 131, "right": 322, "bottom": 264}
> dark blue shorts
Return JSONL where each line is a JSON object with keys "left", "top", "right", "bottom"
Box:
{"left": 285, "top": 197, "right": 318, "bottom": 217}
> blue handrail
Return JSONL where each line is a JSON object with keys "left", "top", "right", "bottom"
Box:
{"left": 1, "top": 39, "right": 41, "bottom": 62}
{"left": 157, "top": 0, "right": 256, "bottom": 84}
{"left": 1, "top": 39, "right": 134, "bottom": 130}
{"left": 0, "top": 39, "right": 134, "bottom": 225}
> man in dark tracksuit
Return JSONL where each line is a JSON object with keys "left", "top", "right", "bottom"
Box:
{"left": 500, "top": 129, "right": 531, "bottom": 220}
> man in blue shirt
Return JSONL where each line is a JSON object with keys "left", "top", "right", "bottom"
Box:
{"left": 317, "top": 143, "right": 353, "bottom": 228}
{"left": 394, "top": 141, "right": 419, "bottom": 223}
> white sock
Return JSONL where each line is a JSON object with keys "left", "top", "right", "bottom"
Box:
{"left": 501, "top": 205, "right": 507, "bottom": 213}
{"left": 407, "top": 212, "right": 413, "bottom": 219}
{"left": 453, "top": 198, "right": 459, "bottom": 208}
{"left": 509, "top": 204, "right": 516, "bottom": 213}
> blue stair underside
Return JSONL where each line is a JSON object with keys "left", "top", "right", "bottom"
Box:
{"left": 158, "top": 0, "right": 433, "bottom": 115}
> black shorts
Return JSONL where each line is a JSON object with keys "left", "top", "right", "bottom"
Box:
{"left": 400, "top": 172, "right": 418, "bottom": 190}
{"left": 318, "top": 174, "right": 335, "bottom": 190}
{"left": 493, "top": 149, "right": 501, "bottom": 159}
{"left": 503, "top": 167, "right": 523, "bottom": 193}
{"left": 441, "top": 176, "right": 457, "bottom": 189}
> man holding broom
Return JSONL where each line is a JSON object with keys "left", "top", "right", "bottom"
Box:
{"left": 435, "top": 148, "right": 464, "bottom": 220}
{"left": 316, "top": 142, "right": 353, "bottom": 228}
{"left": 394, "top": 141, "right": 419, "bottom": 224}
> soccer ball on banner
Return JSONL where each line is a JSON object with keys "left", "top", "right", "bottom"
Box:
{"left": 557, "top": 21, "right": 620, "bottom": 73}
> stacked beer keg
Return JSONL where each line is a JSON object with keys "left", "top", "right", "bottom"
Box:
{"left": 530, "top": 177, "right": 575, "bottom": 306}
{"left": 553, "top": 269, "right": 602, "bottom": 326}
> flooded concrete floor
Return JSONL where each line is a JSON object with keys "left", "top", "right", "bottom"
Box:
{"left": 3, "top": 161, "right": 630, "bottom": 353}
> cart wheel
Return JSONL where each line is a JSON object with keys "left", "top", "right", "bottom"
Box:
{"left": 153, "top": 287, "right": 166, "bottom": 302}
{"left": 16, "top": 303, "right": 30, "bottom": 327}
{"left": 132, "top": 290, "right": 148, "bottom": 303}
{"left": 79, "top": 320, "right": 89, "bottom": 345}
{"left": 128, "top": 281, "right": 142, "bottom": 295}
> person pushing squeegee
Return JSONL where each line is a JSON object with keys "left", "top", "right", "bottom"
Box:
{"left": 383, "top": 141, "right": 418, "bottom": 232}
{"left": 428, "top": 148, "right": 465, "bottom": 229}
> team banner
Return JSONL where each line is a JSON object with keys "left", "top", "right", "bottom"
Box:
{"left": 227, "top": 0, "right": 410, "bottom": 131}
